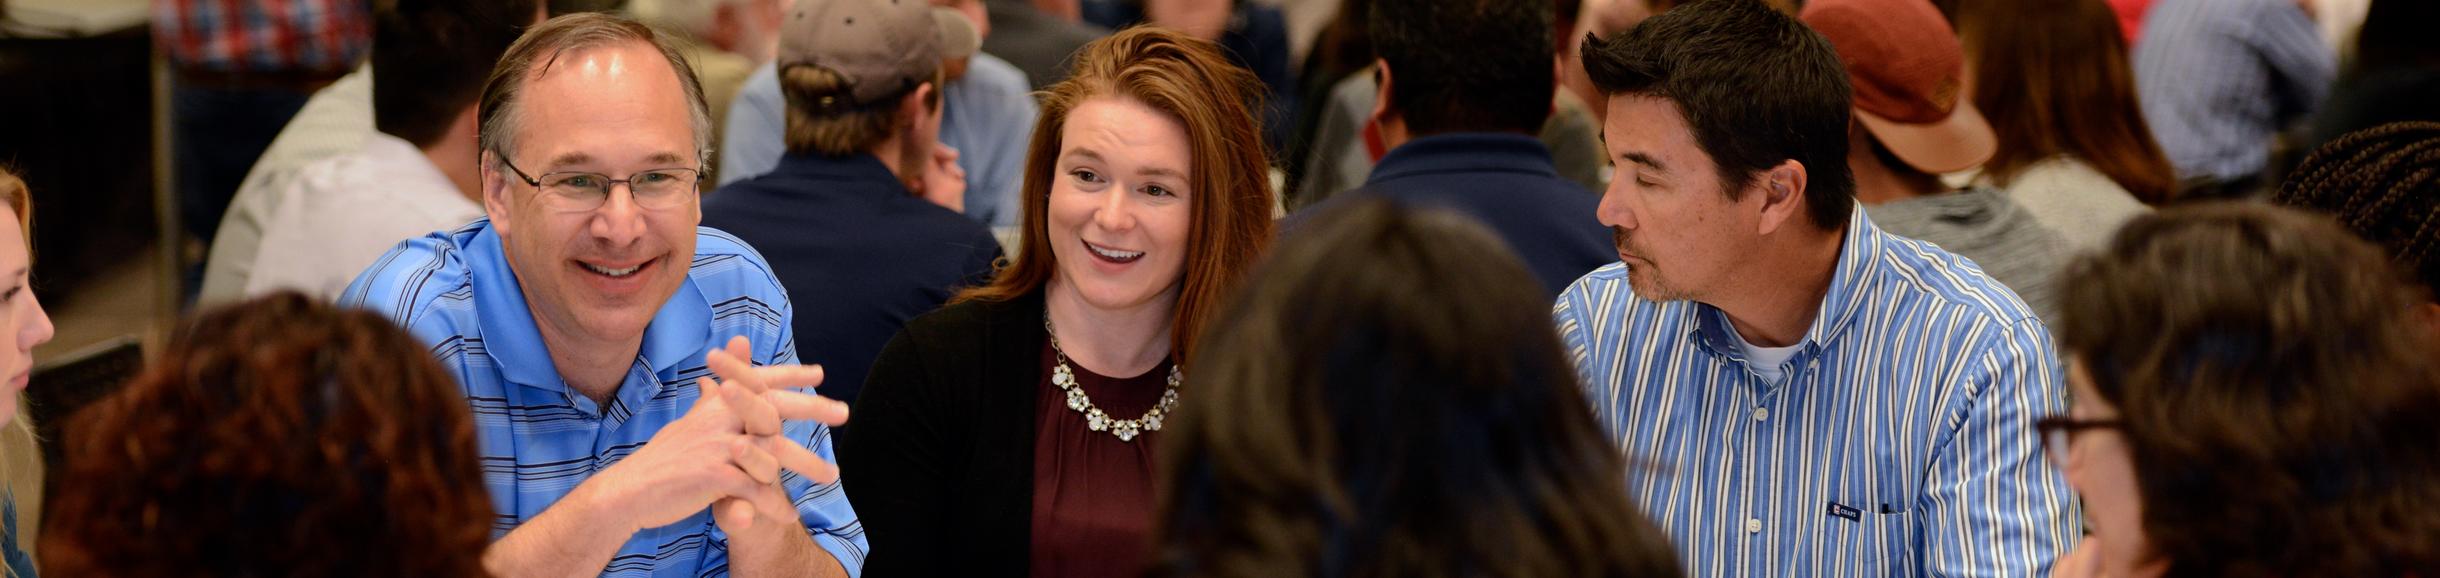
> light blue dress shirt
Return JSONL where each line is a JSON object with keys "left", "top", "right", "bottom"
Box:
{"left": 720, "top": 54, "right": 1038, "bottom": 228}
{"left": 342, "top": 220, "right": 868, "bottom": 577}
{"left": 1554, "top": 209, "right": 2077, "bottom": 577}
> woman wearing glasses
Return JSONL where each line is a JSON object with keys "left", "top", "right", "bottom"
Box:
{"left": 840, "top": 27, "right": 1276, "bottom": 578}
{"left": 2044, "top": 203, "right": 2440, "bottom": 578}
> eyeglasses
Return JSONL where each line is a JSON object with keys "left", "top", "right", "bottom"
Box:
{"left": 2034, "top": 416, "right": 2124, "bottom": 467}
{"left": 499, "top": 154, "right": 702, "bottom": 212}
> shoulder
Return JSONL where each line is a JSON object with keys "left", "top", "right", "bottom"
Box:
{"left": 1863, "top": 224, "right": 2048, "bottom": 328}
{"left": 339, "top": 221, "right": 482, "bottom": 332}
{"left": 687, "top": 226, "right": 793, "bottom": 306}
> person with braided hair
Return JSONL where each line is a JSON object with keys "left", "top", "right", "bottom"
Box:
{"left": 2272, "top": 121, "right": 2440, "bottom": 307}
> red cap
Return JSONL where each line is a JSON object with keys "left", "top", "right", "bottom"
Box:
{"left": 1800, "top": 0, "right": 1995, "bottom": 174}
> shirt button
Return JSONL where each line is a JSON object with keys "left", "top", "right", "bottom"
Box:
{"left": 1753, "top": 407, "right": 1769, "bottom": 422}
{"left": 1745, "top": 518, "right": 1763, "bottom": 534}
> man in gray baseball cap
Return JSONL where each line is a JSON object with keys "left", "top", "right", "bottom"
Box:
{"left": 701, "top": 0, "right": 1001, "bottom": 412}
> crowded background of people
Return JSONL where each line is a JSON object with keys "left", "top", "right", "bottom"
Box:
{"left": 2, "top": 0, "right": 2437, "bottom": 575}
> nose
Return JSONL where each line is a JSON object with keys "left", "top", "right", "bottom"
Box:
{"left": 1092, "top": 186, "right": 1136, "bottom": 233}
{"left": 589, "top": 183, "right": 649, "bottom": 247}
{"left": 22, "top": 291, "right": 52, "bottom": 354}
{"left": 1598, "top": 180, "right": 1638, "bottom": 231}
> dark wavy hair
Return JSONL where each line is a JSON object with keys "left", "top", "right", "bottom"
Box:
{"left": 2057, "top": 203, "right": 2440, "bottom": 578}
{"left": 40, "top": 292, "right": 494, "bottom": 577}
{"left": 1152, "top": 199, "right": 1681, "bottom": 578}
{"left": 2272, "top": 121, "right": 2440, "bottom": 299}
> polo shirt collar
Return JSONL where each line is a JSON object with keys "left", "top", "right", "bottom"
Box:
{"left": 465, "top": 221, "right": 712, "bottom": 392}
{"left": 1364, "top": 132, "right": 1560, "bottom": 185}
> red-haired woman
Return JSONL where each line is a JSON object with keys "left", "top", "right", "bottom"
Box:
{"left": 840, "top": 26, "right": 1276, "bottom": 578}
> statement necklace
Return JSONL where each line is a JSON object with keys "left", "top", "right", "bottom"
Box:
{"left": 1045, "top": 312, "right": 1181, "bottom": 442}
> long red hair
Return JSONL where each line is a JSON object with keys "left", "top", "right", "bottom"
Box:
{"left": 954, "top": 27, "right": 1276, "bottom": 364}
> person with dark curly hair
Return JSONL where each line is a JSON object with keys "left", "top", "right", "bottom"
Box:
{"left": 2045, "top": 203, "right": 2440, "bottom": 578}
{"left": 1150, "top": 198, "right": 1682, "bottom": 577}
{"left": 38, "top": 291, "right": 492, "bottom": 577}
{"left": 2272, "top": 121, "right": 2440, "bottom": 307}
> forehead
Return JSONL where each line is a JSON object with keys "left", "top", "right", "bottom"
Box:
{"left": 1059, "top": 96, "right": 1191, "bottom": 173}
{"left": 1605, "top": 95, "right": 1717, "bottom": 168}
{"left": 512, "top": 41, "right": 697, "bottom": 166}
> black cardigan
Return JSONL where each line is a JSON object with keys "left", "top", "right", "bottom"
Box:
{"left": 839, "top": 290, "right": 1049, "bottom": 577}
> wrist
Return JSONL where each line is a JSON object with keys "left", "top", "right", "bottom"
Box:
{"left": 570, "top": 467, "right": 645, "bottom": 536}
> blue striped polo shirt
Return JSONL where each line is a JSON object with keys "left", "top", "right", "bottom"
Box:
{"left": 1554, "top": 209, "right": 2077, "bottom": 577}
{"left": 342, "top": 219, "right": 867, "bottom": 577}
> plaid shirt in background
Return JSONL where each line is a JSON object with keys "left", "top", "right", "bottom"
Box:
{"left": 152, "top": 0, "right": 372, "bottom": 74}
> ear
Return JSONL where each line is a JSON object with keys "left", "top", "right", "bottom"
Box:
{"left": 1368, "top": 59, "right": 1394, "bottom": 127}
{"left": 1754, "top": 159, "right": 1809, "bottom": 236}
{"left": 481, "top": 149, "right": 515, "bottom": 235}
{"left": 901, "top": 82, "right": 937, "bottom": 128}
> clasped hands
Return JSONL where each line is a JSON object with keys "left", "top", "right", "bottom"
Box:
{"left": 592, "top": 336, "right": 851, "bottom": 535}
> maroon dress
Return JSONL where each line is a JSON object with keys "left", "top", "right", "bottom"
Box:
{"left": 1027, "top": 342, "right": 1173, "bottom": 578}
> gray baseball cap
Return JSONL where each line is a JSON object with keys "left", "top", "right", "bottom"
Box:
{"left": 778, "top": 0, "right": 980, "bottom": 109}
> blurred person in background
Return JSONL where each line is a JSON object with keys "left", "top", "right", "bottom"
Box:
{"left": 1292, "top": 0, "right": 1610, "bottom": 298}
{"left": 204, "top": 0, "right": 550, "bottom": 307}
{"left": 1151, "top": 198, "right": 1682, "bottom": 578}
{"left": 1083, "top": 0, "right": 1295, "bottom": 151}
{"left": 982, "top": 0, "right": 1108, "bottom": 91}
{"left": 841, "top": 28, "right": 1274, "bottom": 577}
{"left": 39, "top": 292, "right": 486, "bottom": 577}
{"left": 204, "top": 0, "right": 530, "bottom": 302}
{"left": 0, "top": 169, "right": 56, "bottom": 578}
{"left": 2134, "top": 0, "right": 2334, "bottom": 199}
{"left": 153, "top": 0, "right": 370, "bottom": 250}
{"left": 2047, "top": 203, "right": 2440, "bottom": 578}
{"left": 1956, "top": 0, "right": 2175, "bottom": 251}
{"left": 1804, "top": 0, "right": 2069, "bottom": 322}
{"left": 631, "top": 0, "right": 789, "bottom": 185}
{"left": 722, "top": 0, "right": 1042, "bottom": 229}
{"left": 2275, "top": 121, "right": 2440, "bottom": 313}
{"left": 2307, "top": 0, "right": 2440, "bottom": 153}
{"left": 703, "top": 0, "right": 1001, "bottom": 409}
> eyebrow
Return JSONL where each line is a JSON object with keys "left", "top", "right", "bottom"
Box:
{"left": 1621, "top": 152, "right": 1668, "bottom": 172}
{"left": 545, "top": 151, "right": 691, "bottom": 171}
{"left": 1063, "top": 148, "right": 1184, "bottom": 179}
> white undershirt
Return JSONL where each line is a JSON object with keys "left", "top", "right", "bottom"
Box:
{"left": 1727, "top": 322, "right": 1806, "bottom": 384}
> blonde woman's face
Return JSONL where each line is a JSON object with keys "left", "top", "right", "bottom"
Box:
{"left": 0, "top": 210, "right": 55, "bottom": 428}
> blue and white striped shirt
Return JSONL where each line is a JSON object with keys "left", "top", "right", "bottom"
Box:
{"left": 342, "top": 220, "right": 868, "bottom": 577}
{"left": 1554, "top": 210, "right": 2076, "bottom": 577}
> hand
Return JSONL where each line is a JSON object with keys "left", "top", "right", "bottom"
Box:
{"left": 587, "top": 373, "right": 796, "bottom": 533}
{"left": 701, "top": 337, "right": 851, "bottom": 530}
{"left": 920, "top": 144, "right": 967, "bottom": 213}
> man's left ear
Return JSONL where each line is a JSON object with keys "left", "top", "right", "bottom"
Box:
{"left": 1755, "top": 159, "right": 1809, "bottom": 236}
